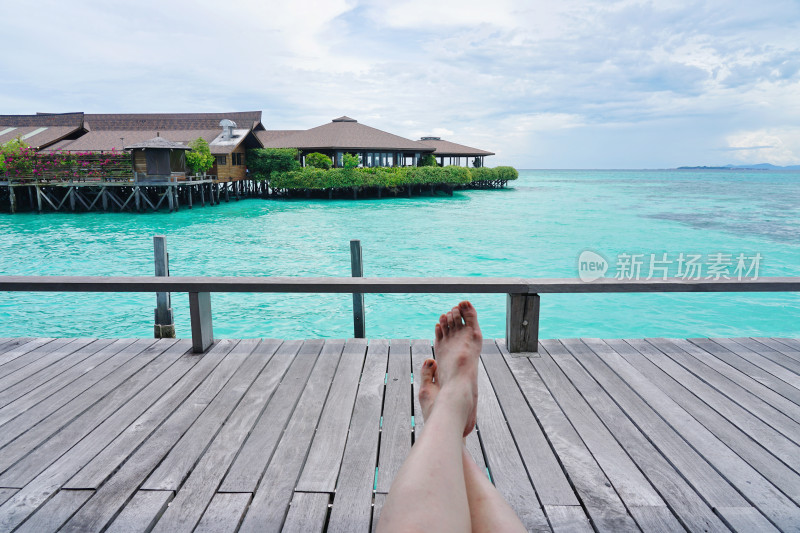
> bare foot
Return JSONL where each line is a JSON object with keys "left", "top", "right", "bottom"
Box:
{"left": 418, "top": 358, "right": 440, "bottom": 422}
{"left": 433, "top": 301, "right": 482, "bottom": 437}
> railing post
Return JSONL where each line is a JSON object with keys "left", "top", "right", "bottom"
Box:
{"left": 189, "top": 291, "right": 213, "bottom": 353}
{"left": 153, "top": 235, "right": 175, "bottom": 338}
{"left": 506, "top": 293, "right": 540, "bottom": 353}
{"left": 350, "top": 239, "right": 365, "bottom": 338}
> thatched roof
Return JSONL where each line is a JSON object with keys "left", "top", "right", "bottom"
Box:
{"left": 417, "top": 137, "right": 495, "bottom": 156}
{"left": 260, "top": 118, "right": 435, "bottom": 152}
{"left": 124, "top": 137, "right": 191, "bottom": 150}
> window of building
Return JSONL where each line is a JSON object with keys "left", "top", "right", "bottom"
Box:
{"left": 232, "top": 153, "right": 243, "bottom": 166}
{"left": 215, "top": 155, "right": 227, "bottom": 166}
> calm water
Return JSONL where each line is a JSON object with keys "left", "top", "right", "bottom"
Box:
{"left": 1, "top": 169, "right": 799, "bottom": 340}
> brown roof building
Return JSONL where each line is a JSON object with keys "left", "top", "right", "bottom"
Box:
{"left": 2, "top": 111, "right": 495, "bottom": 174}
{"left": 257, "top": 116, "right": 493, "bottom": 168}
{"left": 0, "top": 112, "right": 86, "bottom": 150}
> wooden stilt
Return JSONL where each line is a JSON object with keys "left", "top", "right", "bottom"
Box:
{"left": 36, "top": 185, "right": 43, "bottom": 213}
{"left": 102, "top": 188, "right": 108, "bottom": 212}
{"left": 200, "top": 183, "right": 206, "bottom": 206}
{"left": 135, "top": 186, "right": 141, "bottom": 212}
{"left": 188, "top": 184, "right": 193, "bottom": 209}
{"left": 69, "top": 187, "right": 76, "bottom": 211}
{"left": 167, "top": 186, "right": 174, "bottom": 212}
{"left": 9, "top": 185, "right": 16, "bottom": 214}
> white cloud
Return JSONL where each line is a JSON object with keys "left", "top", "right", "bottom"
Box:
{"left": 2, "top": 0, "right": 800, "bottom": 167}
{"left": 726, "top": 129, "right": 800, "bottom": 165}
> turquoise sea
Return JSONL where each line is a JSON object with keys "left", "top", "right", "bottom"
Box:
{"left": 1, "top": 169, "right": 799, "bottom": 340}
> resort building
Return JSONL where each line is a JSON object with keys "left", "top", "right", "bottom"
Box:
{"left": 0, "top": 112, "right": 86, "bottom": 151}
{"left": 258, "top": 116, "right": 495, "bottom": 168}
{"left": 417, "top": 136, "right": 494, "bottom": 168}
{"left": 2, "top": 111, "right": 495, "bottom": 176}
{"left": 41, "top": 112, "right": 265, "bottom": 182}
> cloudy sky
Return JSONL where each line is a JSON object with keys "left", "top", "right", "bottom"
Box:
{"left": 2, "top": 0, "right": 799, "bottom": 168}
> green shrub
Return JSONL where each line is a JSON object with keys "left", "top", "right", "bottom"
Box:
{"left": 186, "top": 138, "right": 215, "bottom": 175}
{"left": 469, "top": 167, "right": 493, "bottom": 181}
{"left": 342, "top": 153, "right": 360, "bottom": 169}
{"left": 246, "top": 148, "right": 300, "bottom": 180}
{"left": 270, "top": 165, "right": 475, "bottom": 190}
{"left": 418, "top": 153, "right": 438, "bottom": 167}
{"left": 305, "top": 152, "right": 332, "bottom": 169}
{"left": 494, "top": 166, "right": 519, "bottom": 180}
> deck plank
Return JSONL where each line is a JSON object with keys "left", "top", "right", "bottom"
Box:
{"left": 375, "top": 339, "right": 412, "bottom": 493}
{"left": 0, "top": 339, "right": 177, "bottom": 449}
{"left": 0, "top": 340, "right": 218, "bottom": 530}
{"left": 13, "top": 489, "right": 93, "bottom": 533}
{"left": 572, "top": 339, "right": 741, "bottom": 531}
{"left": 219, "top": 339, "right": 318, "bottom": 492}
{"left": 649, "top": 338, "right": 800, "bottom": 432}
{"left": 0, "top": 338, "right": 149, "bottom": 427}
{"left": 296, "top": 338, "right": 367, "bottom": 492}
{"left": 327, "top": 339, "right": 388, "bottom": 533}
{"left": 619, "top": 339, "right": 800, "bottom": 486}
{"left": 499, "top": 341, "right": 635, "bottom": 532}
{"left": 283, "top": 492, "right": 330, "bottom": 533}
{"left": 710, "top": 337, "right": 800, "bottom": 391}
{"left": 0, "top": 338, "right": 120, "bottom": 409}
{"left": 0, "top": 336, "right": 796, "bottom": 532}
{"left": 236, "top": 340, "right": 344, "bottom": 533}
{"left": 476, "top": 356, "right": 550, "bottom": 532}
{"left": 58, "top": 339, "right": 255, "bottom": 533}
{"left": 764, "top": 337, "right": 800, "bottom": 361}
{"left": 480, "top": 340, "right": 577, "bottom": 506}
{"left": 104, "top": 490, "right": 172, "bottom": 533}
{"left": 572, "top": 338, "right": 800, "bottom": 531}
{"left": 128, "top": 338, "right": 296, "bottom": 531}
{"left": 544, "top": 505, "right": 593, "bottom": 532}
{"left": 141, "top": 339, "right": 280, "bottom": 490}
{"left": 0, "top": 338, "right": 55, "bottom": 370}
{"left": 0, "top": 339, "right": 185, "bottom": 476}
{"left": 689, "top": 337, "right": 800, "bottom": 406}
{"left": 193, "top": 493, "right": 251, "bottom": 533}
{"left": 0, "top": 337, "right": 88, "bottom": 382}
{"left": 731, "top": 337, "right": 800, "bottom": 374}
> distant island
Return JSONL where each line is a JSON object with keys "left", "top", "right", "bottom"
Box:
{"left": 678, "top": 163, "right": 800, "bottom": 170}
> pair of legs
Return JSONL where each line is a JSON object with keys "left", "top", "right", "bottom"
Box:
{"left": 378, "top": 301, "right": 525, "bottom": 533}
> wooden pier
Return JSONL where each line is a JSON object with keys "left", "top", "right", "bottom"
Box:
{"left": 1, "top": 335, "right": 799, "bottom": 532}
{"left": 0, "top": 178, "right": 270, "bottom": 213}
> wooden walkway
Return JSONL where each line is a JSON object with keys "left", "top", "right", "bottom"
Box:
{"left": 0, "top": 337, "right": 799, "bottom": 532}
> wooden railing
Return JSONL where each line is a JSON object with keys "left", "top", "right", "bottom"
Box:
{"left": 1, "top": 275, "right": 798, "bottom": 353}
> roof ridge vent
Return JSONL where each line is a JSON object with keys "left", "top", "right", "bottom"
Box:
{"left": 220, "top": 119, "right": 237, "bottom": 140}
{"left": 332, "top": 116, "right": 357, "bottom": 122}
{"left": 421, "top": 136, "right": 441, "bottom": 141}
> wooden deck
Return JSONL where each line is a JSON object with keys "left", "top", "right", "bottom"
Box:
{"left": 0, "top": 337, "right": 799, "bottom": 532}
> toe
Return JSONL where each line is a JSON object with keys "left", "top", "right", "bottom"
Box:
{"left": 459, "top": 301, "right": 480, "bottom": 330}
{"left": 434, "top": 323, "right": 444, "bottom": 341}
{"left": 451, "top": 305, "right": 464, "bottom": 329}
{"left": 446, "top": 310, "right": 456, "bottom": 330}
{"left": 420, "top": 358, "right": 437, "bottom": 385}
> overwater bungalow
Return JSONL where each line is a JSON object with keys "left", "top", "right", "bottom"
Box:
{"left": 257, "top": 116, "right": 495, "bottom": 168}
{"left": 3, "top": 112, "right": 496, "bottom": 174}
{"left": 40, "top": 112, "right": 264, "bottom": 182}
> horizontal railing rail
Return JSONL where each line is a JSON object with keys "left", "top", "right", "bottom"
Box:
{"left": 2, "top": 275, "right": 799, "bottom": 293}
{"left": 1, "top": 275, "right": 798, "bottom": 353}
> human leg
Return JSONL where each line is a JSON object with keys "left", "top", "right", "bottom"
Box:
{"left": 377, "top": 302, "right": 482, "bottom": 532}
